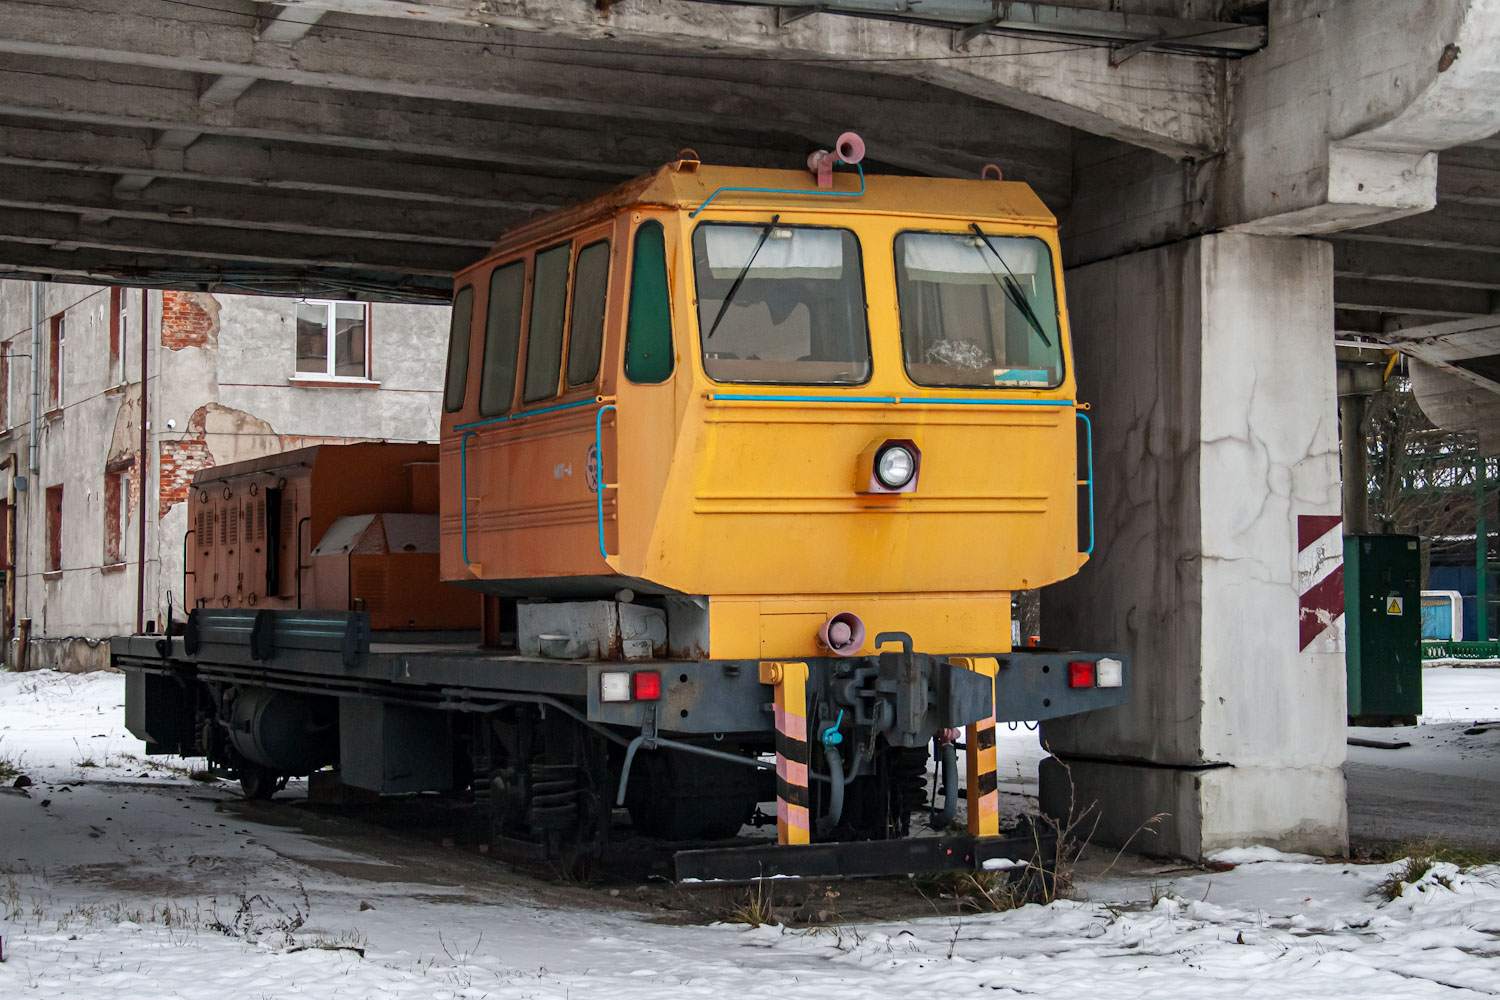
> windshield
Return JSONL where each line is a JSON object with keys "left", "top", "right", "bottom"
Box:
{"left": 692, "top": 223, "right": 870, "bottom": 385}
{"left": 895, "top": 231, "right": 1063, "bottom": 389}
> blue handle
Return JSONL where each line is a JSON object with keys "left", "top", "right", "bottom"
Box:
{"left": 1076, "top": 410, "right": 1094, "bottom": 557}
{"left": 692, "top": 162, "right": 865, "bottom": 218}
{"left": 595, "top": 403, "right": 618, "bottom": 560}
{"left": 459, "top": 430, "right": 479, "bottom": 566}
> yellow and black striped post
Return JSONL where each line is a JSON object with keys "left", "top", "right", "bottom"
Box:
{"left": 953, "top": 656, "right": 1000, "bottom": 837}
{"left": 759, "top": 660, "right": 811, "bottom": 845}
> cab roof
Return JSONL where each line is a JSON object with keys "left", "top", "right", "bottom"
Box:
{"left": 485, "top": 162, "right": 1057, "bottom": 259}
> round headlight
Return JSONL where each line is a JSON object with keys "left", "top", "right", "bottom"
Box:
{"left": 875, "top": 445, "right": 916, "bottom": 489}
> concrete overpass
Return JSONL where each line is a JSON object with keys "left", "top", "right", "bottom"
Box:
{"left": 1, "top": 0, "right": 1498, "bottom": 858}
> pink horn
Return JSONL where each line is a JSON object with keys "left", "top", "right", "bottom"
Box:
{"left": 817, "top": 612, "right": 867, "bottom": 657}
{"left": 835, "top": 131, "right": 866, "bottom": 165}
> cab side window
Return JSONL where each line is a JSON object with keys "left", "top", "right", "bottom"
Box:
{"left": 443, "top": 285, "right": 473, "bottom": 413}
{"left": 522, "top": 243, "right": 571, "bottom": 403}
{"left": 479, "top": 261, "right": 525, "bottom": 417}
{"left": 624, "top": 221, "right": 673, "bottom": 384}
{"left": 566, "top": 240, "right": 610, "bottom": 388}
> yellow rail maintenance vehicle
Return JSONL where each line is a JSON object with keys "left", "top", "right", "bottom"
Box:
{"left": 117, "top": 135, "right": 1128, "bottom": 881}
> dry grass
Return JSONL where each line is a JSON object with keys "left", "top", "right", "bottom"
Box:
{"left": 1370, "top": 840, "right": 1500, "bottom": 901}
{"left": 728, "top": 879, "right": 780, "bottom": 927}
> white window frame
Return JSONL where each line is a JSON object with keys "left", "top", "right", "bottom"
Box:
{"left": 50, "top": 314, "right": 65, "bottom": 410}
{"left": 292, "top": 299, "right": 374, "bottom": 383}
{"left": 111, "top": 288, "right": 132, "bottom": 387}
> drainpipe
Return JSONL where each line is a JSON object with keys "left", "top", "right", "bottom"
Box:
{"left": 0, "top": 454, "right": 14, "bottom": 650}
{"left": 29, "top": 281, "right": 42, "bottom": 475}
{"left": 136, "top": 290, "right": 150, "bottom": 635}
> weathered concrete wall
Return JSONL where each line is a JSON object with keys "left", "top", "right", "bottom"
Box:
{"left": 0, "top": 282, "right": 142, "bottom": 670}
{"left": 0, "top": 280, "right": 449, "bottom": 669}
{"left": 1042, "top": 233, "right": 1347, "bottom": 858}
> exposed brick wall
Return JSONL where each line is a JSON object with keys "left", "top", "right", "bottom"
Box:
{"left": 161, "top": 291, "right": 219, "bottom": 351}
{"left": 160, "top": 435, "right": 213, "bottom": 518}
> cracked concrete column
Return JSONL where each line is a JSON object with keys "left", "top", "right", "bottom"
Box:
{"left": 1040, "top": 233, "right": 1346, "bottom": 859}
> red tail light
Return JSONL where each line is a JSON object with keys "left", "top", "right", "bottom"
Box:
{"left": 632, "top": 670, "right": 662, "bottom": 701}
{"left": 1067, "top": 660, "right": 1095, "bottom": 689}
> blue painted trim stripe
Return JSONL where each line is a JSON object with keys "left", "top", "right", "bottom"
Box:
{"left": 454, "top": 396, "right": 599, "bottom": 432}
{"left": 896, "top": 396, "right": 1073, "bottom": 407}
{"left": 708, "top": 392, "right": 1073, "bottom": 408}
{"left": 709, "top": 393, "right": 898, "bottom": 404}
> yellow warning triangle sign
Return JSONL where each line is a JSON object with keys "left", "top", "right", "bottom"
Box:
{"left": 1386, "top": 596, "right": 1404, "bottom": 616}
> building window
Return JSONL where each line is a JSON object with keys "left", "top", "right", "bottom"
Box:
{"left": 295, "top": 300, "right": 370, "bottom": 380}
{"left": 47, "top": 314, "right": 65, "bottom": 410}
{"left": 108, "top": 287, "right": 131, "bottom": 386}
{"left": 45, "top": 484, "right": 63, "bottom": 573}
{"left": 103, "top": 468, "right": 130, "bottom": 565}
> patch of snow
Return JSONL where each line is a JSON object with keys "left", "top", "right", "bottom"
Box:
{"left": 1206, "top": 846, "right": 1322, "bottom": 865}
{"left": 5, "top": 669, "right": 1500, "bottom": 1000}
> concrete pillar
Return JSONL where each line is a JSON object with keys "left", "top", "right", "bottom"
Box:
{"left": 1041, "top": 233, "right": 1347, "bottom": 860}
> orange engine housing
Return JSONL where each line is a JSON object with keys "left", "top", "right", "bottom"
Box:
{"left": 185, "top": 442, "right": 480, "bottom": 631}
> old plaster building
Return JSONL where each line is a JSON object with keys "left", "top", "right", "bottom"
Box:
{"left": 0, "top": 281, "right": 448, "bottom": 670}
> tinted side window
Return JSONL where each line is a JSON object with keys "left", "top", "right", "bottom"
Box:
{"left": 479, "top": 262, "right": 525, "bottom": 417}
{"left": 523, "top": 243, "right": 571, "bottom": 403}
{"left": 624, "top": 222, "right": 673, "bottom": 384}
{"left": 566, "top": 241, "right": 610, "bottom": 387}
{"left": 443, "top": 285, "right": 473, "bottom": 412}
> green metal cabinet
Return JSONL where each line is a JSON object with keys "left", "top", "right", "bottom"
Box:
{"left": 1345, "top": 534, "right": 1422, "bottom": 725}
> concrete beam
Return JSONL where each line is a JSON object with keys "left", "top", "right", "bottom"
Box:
{"left": 1227, "top": 0, "right": 1500, "bottom": 235}
{"left": 0, "top": 120, "right": 605, "bottom": 211}
{"left": 0, "top": 0, "right": 1079, "bottom": 181}
{"left": 0, "top": 59, "right": 1073, "bottom": 205}
{"left": 0, "top": 162, "right": 510, "bottom": 248}
{"left": 0, "top": 205, "right": 478, "bottom": 276}
{"left": 1344, "top": 200, "right": 1500, "bottom": 255}
{"left": 1331, "top": 239, "right": 1500, "bottom": 290}
{"left": 0, "top": 240, "right": 451, "bottom": 301}
{"left": 112, "top": 5, "right": 327, "bottom": 194}
{"left": 0, "top": 64, "right": 793, "bottom": 177}
{"left": 1333, "top": 277, "right": 1496, "bottom": 318}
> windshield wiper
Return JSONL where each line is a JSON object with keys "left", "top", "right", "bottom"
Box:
{"left": 705, "top": 214, "right": 779, "bottom": 340}
{"left": 967, "top": 222, "right": 1053, "bottom": 349}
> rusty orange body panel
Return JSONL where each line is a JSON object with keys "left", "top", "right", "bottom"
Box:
{"left": 187, "top": 443, "right": 479, "bottom": 630}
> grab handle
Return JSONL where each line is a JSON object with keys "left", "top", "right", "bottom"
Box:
{"left": 1076, "top": 410, "right": 1094, "bottom": 557}
{"left": 594, "top": 404, "right": 618, "bottom": 560}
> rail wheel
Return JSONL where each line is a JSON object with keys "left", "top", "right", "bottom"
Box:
{"left": 238, "top": 763, "right": 282, "bottom": 801}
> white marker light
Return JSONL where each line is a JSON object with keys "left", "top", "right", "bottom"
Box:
{"left": 1095, "top": 657, "right": 1124, "bottom": 688}
{"left": 599, "top": 671, "right": 632, "bottom": 703}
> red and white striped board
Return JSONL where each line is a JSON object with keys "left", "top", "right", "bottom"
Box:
{"left": 1297, "top": 514, "right": 1345, "bottom": 652}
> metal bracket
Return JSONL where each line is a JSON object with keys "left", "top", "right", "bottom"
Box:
{"left": 776, "top": 5, "right": 822, "bottom": 28}
{"left": 1109, "top": 29, "right": 1165, "bottom": 66}
{"left": 952, "top": 1, "right": 1010, "bottom": 51}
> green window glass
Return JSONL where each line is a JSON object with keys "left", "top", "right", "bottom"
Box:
{"left": 479, "top": 261, "right": 525, "bottom": 417}
{"left": 443, "top": 284, "right": 473, "bottom": 412}
{"left": 523, "top": 243, "right": 571, "bottom": 403}
{"left": 566, "top": 240, "right": 611, "bottom": 387}
{"left": 624, "top": 221, "right": 673, "bottom": 384}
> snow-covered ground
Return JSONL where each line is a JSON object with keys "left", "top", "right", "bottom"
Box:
{"left": 3, "top": 669, "right": 1500, "bottom": 999}
{"left": 1347, "top": 666, "right": 1500, "bottom": 851}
